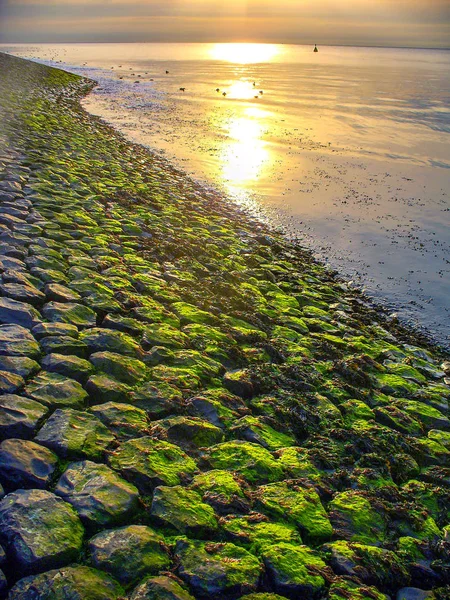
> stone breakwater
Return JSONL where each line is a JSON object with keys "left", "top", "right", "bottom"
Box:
{"left": 0, "top": 52, "right": 449, "bottom": 600}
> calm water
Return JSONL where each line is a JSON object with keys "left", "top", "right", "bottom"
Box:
{"left": 2, "top": 43, "right": 450, "bottom": 348}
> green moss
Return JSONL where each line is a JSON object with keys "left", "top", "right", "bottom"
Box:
{"left": 328, "top": 491, "right": 386, "bottom": 545}
{"left": 328, "top": 580, "right": 389, "bottom": 600}
{"left": 191, "top": 469, "right": 244, "bottom": 502}
{"left": 256, "top": 481, "right": 332, "bottom": 543}
{"left": 230, "top": 416, "right": 296, "bottom": 450}
{"left": 339, "top": 399, "right": 375, "bottom": 424}
{"left": 172, "top": 302, "right": 218, "bottom": 325}
{"left": 276, "top": 447, "right": 322, "bottom": 481}
{"left": 205, "top": 441, "right": 283, "bottom": 484}
{"left": 222, "top": 515, "right": 302, "bottom": 553}
{"left": 374, "top": 373, "right": 420, "bottom": 396}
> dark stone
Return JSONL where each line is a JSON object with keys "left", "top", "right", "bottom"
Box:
{"left": 86, "top": 374, "right": 131, "bottom": 404}
{"left": 0, "top": 489, "right": 84, "bottom": 575}
{"left": 80, "top": 327, "right": 142, "bottom": 356}
{"left": 0, "top": 282, "right": 45, "bottom": 305}
{"left": 39, "top": 335, "right": 89, "bottom": 357}
{"left": 0, "top": 297, "right": 40, "bottom": 329}
{"left": 41, "top": 352, "right": 94, "bottom": 384}
{"left": 129, "top": 575, "right": 195, "bottom": 600}
{"left": 55, "top": 460, "right": 139, "bottom": 527}
{"left": 89, "top": 402, "right": 148, "bottom": 440}
{"left": 44, "top": 283, "right": 81, "bottom": 302}
{"left": 24, "top": 372, "right": 88, "bottom": 408}
{"left": 223, "top": 370, "right": 254, "bottom": 399}
{"left": 396, "top": 589, "right": 434, "bottom": 600}
{"left": 32, "top": 321, "right": 79, "bottom": 340}
{"left": 42, "top": 301, "right": 96, "bottom": 328}
{"left": 0, "top": 394, "right": 48, "bottom": 440}
{"left": 0, "top": 370, "right": 24, "bottom": 394}
{"left": 35, "top": 408, "right": 115, "bottom": 460}
{"left": 8, "top": 565, "right": 124, "bottom": 599}
{"left": 0, "top": 355, "right": 40, "bottom": 378}
{"left": 0, "top": 438, "right": 58, "bottom": 491}
{"left": 88, "top": 525, "right": 170, "bottom": 586}
{"left": 0, "top": 324, "right": 40, "bottom": 359}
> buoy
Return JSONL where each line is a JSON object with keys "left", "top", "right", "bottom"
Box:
{"left": 314, "top": 44, "right": 319, "bottom": 53}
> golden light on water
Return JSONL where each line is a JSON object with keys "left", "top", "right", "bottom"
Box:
{"left": 210, "top": 43, "right": 280, "bottom": 64}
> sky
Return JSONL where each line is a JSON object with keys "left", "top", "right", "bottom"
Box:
{"left": 0, "top": 0, "right": 449, "bottom": 48}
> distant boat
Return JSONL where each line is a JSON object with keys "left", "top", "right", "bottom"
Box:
{"left": 314, "top": 45, "right": 319, "bottom": 53}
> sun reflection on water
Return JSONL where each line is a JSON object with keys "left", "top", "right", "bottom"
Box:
{"left": 210, "top": 43, "right": 281, "bottom": 64}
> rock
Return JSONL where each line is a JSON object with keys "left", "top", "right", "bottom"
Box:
{"left": 86, "top": 374, "right": 131, "bottom": 404}
{"left": 89, "top": 402, "right": 148, "bottom": 440}
{"left": 0, "top": 370, "right": 24, "bottom": 394}
{"left": 223, "top": 369, "right": 254, "bottom": 399}
{"left": 222, "top": 515, "right": 302, "bottom": 553}
{"left": 0, "top": 489, "right": 84, "bottom": 575}
{"left": 41, "top": 352, "right": 94, "bottom": 383}
{"left": 151, "top": 485, "right": 218, "bottom": 535}
{"left": 256, "top": 481, "right": 332, "bottom": 543}
{"left": 0, "top": 438, "right": 58, "bottom": 491}
{"left": 44, "top": 283, "right": 81, "bottom": 302}
{"left": 0, "top": 394, "right": 48, "bottom": 440}
{"left": 30, "top": 267, "right": 69, "bottom": 285}
{"left": 39, "top": 334, "right": 89, "bottom": 357}
{"left": 90, "top": 351, "right": 147, "bottom": 384}
{"left": 55, "top": 460, "right": 139, "bottom": 527}
{"left": 328, "top": 491, "right": 386, "bottom": 545}
{"left": 262, "top": 543, "right": 326, "bottom": 598}
{"left": 130, "top": 575, "right": 195, "bottom": 600}
{"left": 131, "top": 381, "right": 183, "bottom": 417}
{"left": 230, "top": 416, "right": 296, "bottom": 450}
{"left": 142, "top": 323, "right": 189, "bottom": 350}
{"left": 204, "top": 440, "right": 283, "bottom": 484}
{"left": 191, "top": 469, "right": 248, "bottom": 514}
{"left": 88, "top": 525, "right": 170, "bottom": 586}
{"left": 0, "top": 568, "right": 6, "bottom": 596}
{"left": 0, "top": 281, "right": 45, "bottom": 305}
{"left": 42, "top": 301, "right": 96, "bottom": 328}
{"left": 35, "top": 408, "right": 115, "bottom": 460}
{"left": 0, "top": 297, "right": 40, "bottom": 328}
{"left": 0, "top": 324, "right": 40, "bottom": 359}
{"left": 329, "top": 580, "right": 390, "bottom": 600}
{"left": 175, "top": 539, "right": 261, "bottom": 598}
{"left": 108, "top": 437, "right": 197, "bottom": 494}
{"left": 25, "top": 371, "right": 88, "bottom": 408}
{"left": 0, "top": 355, "right": 40, "bottom": 378}
{"left": 8, "top": 565, "right": 124, "bottom": 599}
{"left": 150, "top": 416, "right": 224, "bottom": 451}
{"left": 396, "top": 589, "right": 434, "bottom": 600}
{"left": 80, "top": 327, "right": 142, "bottom": 356}
{"left": 32, "top": 321, "right": 79, "bottom": 339}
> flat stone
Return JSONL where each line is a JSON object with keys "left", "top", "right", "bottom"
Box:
{"left": 130, "top": 576, "right": 195, "bottom": 600}
{"left": 176, "top": 539, "right": 261, "bottom": 598}
{"left": 39, "top": 335, "right": 89, "bottom": 357}
{"left": 25, "top": 371, "right": 88, "bottom": 408}
{"left": 42, "top": 301, "right": 96, "bottom": 328}
{"left": 0, "top": 324, "right": 40, "bottom": 359}
{"left": 0, "top": 489, "right": 84, "bottom": 575}
{"left": 0, "top": 394, "right": 48, "bottom": 440}
{"left": 0, "top": 255, "right": 27, "bottom": 271}
{"left": 55, "top": 460, "right": 139, "bottom": 527}
{"left": 80, "top": 327, "right": 142, "bottom": 356}
{"left": 0, "top": 438, "right": 58, "bottom": 491}
{"left": 36, "top": 408, "right": 115, "bottom": 460}
{"left": 30, "top": 267, "right": 69, "bottom": 284}
{"left": 41, "top": 353, "right": 94, "bottom": 384}
{"left": 88, "top": 525, "right": 170, "bottom": 586}
{"left": 396, "top": 589, "right": 434, "bottom": 600}
{"left": 108, "top": 437, "right": 197, "bottom": 494}
{"left": 86, "top": 374, "right": 131, "bottom": 404}
{"left": 223, "top": 369, "right": 254, "bottom": 399}
{"left": 89, "top": 402, "right": 148, "bottom": 440}
{"left": 8, "top": 565, "right": 124, "bottom": 600}
{"left": 0, "top": 282, "right": 45, "bottom": 305}
{"left": 44, "top": 283, "right": 81, "bottom": 302}
{"left": 32, "top": 321, "right": 79, "bottom": 339}
{"left": 0, "top": 297, "right": 40, "bottom": 329}
{"left": 0, "top": 370, "right": 24, "bottom": 394}
{"left": 131, "top": 381, "right": 183, "bottom": 418}
{"left": 151, "top": 485, "right": 218, "bottom": 535}
{"left": 0, "top": 355, "right": 40, "bottom": 378}
{"left": 150, "top": 416, "right": 224, "bottom": 451}
{"left": 90, "top": 351, "right": 147, "bottom": 385}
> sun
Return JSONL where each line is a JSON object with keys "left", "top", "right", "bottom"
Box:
{"left": 209, "top": 43, "right": 280, "bottom": 64}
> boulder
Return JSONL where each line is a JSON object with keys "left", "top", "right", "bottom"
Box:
{"left": 0, "top": 489, "right": 84, "bottom": 575}
{"left": 89, "top": 351, "right": 147, "bottom": 385}
{"left": 88, "top": 525, "right": 170, "bottom": 586}
{"left": 42, "top": 301, "right": 96, "bottom": 328}
{"left": 0, "top": 394, "right": 48, "bottom": 440}
{"left": 0, "top": 355, "right": 40, "bottom": 378}
{"left": 35, "top": 408, "right": 115, "bottom": 460}
{"left": 89, "top": 402, "right": 148, "bottom": 440}
{"left": 0, "top": 297, "right": 40, "bottom": 329}
{"left": 0, "top": 370, "right": 24, "bottom": 394}
{"left": 41, "top": 352, "right": 94, "bottom": 383}
{"left": 0, "top": 438, "right": 58, "bottom": 491}
{"left": 24, "top": 372, "right": 88, "bottom": 408}
{"left": 55, "top": 460, "right": 139, "bottom": 528}
{"left": 130, "top": 575, "right": 195, "bottom": 600}
{"left": 0, "top": 324, "right": 40, "bottom": 359}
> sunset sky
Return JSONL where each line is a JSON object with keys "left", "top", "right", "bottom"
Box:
{"left": 0, "top": 0, "right": 449, "bottom": 48}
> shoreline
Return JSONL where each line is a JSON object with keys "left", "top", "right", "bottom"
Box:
{"left": 0, "top": 52, "right": 449, "bottom": 599}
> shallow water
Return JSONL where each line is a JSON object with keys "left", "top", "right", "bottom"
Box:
{"left": 2, "top": 43, "right": 450, "bottom": 348}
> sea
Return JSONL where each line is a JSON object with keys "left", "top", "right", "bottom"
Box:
{"left": 1, "top": 43, "right": 449, "bottom": 349}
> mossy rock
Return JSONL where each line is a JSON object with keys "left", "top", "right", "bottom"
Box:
{"left": 36, "top": 408, "right": 115, "bottom": 460}
{"left": 275, "top": 447, "right": 322, "bottom": 481}
{"left": 86, "top": 374, "right": 131, "bottom": 404}
{"left": 191, "top": 469, "right": 245, "bottom": 506}
{"left": 90, "top": 351, "right": 148, "bottom": 385}
{"left": 205, "top": 441, "right": 283, "bottom": 484}
{"left": 398, "top": 400, "right": 450, "bottom": 431}
{"left": 340, "top": 399, "right": 375, "bottom": 425}
{"left": 230, "top": 416, "right": 296, "bottom": 450}
{"left": 42, "top": 301, "right": 97, "bottom": 328}
{"left": 0, "top": 324, "right": 41, "bottom": 359}
{"left": 108, "top": 437, "right": 197, "bottom": 494}
{"left": 0, "top": 394, "right": 48, "bottom": 440}
{"left": 240, "top": 595, "right": 288, "bottom": 600}
{"left": 90, "top": 401, "right": 148, "bottom": 440}
{"left": 223, "top": 369, "right": 254, "bottom": 399}
{"left": 176, "top": 539, "right": 262, "bottom": 598}
{"left": 150, "top": 365, "right": 201, "bottom": 390}
{"left": 151, "top": 485, "right": 218, "bottom": 535}
{"left": 172, "top": 302, "right": 218, "bottom": 326}
{"left": 80, "top": 327, "right": 142, "bottom": 356}
{"left": 88, "top": 525, "right": 170, "bottom": 587}
{"left": 428, "top": 430, "right": 450, "bottom": 449}
{"left": 375, "top": 405, "right": 423, "bottom": 435}
{"left": 328, "top": 491, "right": 386, "bottom": 545}
{"left": 24, "top": 371, "right": 88, "bottom": 408}
{"left": 374, "top": 374, "right": 419, "bottom": 396}
{"left": 261, "top": 542, "right": 326, "bottom": 598}
{"left": 130, "top": 575, "right": 195, "bottom": 600}
{"left": 222, "top": 514, "right": 302, "bottom": 553}
{"left": 40, "top": 334, "right": 89, "bottom": 358}
{"left": 8, "top": 565, "right": 124, "bottom": 599}
{"left": 150, "top": 416, "right": 224, "bottom": 450}
{"left": 142, "top": 323, "right": 189, "bottom": 350}
{"left": 41, "top": 352, "right": 95, "bottom": 384}
{"left": 256, "top": 481, "right": 332, "bottom": 544}
{"left": 131, "top": 381, "right": 184, "bottom": 418}
{"left": 328, "top": 579, "right": 389, "bottom": 600}
{"left": 182, "top": 323, "right": 236, "bottom": 355}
